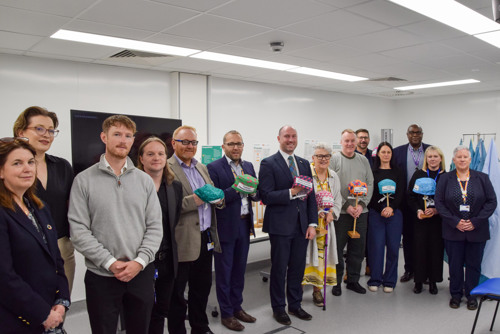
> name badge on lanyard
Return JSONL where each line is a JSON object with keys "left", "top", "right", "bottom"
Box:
{"left": 207, "top": 230, "right": 214, "bottom": 251}
{"left": 460, "top": 204, "right": 470, "bottom": 212}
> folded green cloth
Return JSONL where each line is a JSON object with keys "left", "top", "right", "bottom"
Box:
{"left": 232, "top": 174, "right": 259, "bottom": 195}
{"left": 194, "top": 184, "right": 224, "bottom": 204}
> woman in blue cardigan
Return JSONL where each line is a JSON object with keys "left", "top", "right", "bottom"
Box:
{"left": 0, "top": 137, "right": 70, "bottom": 333}
{"left": 435, "top": 145, "right": 496, "bottom": 311}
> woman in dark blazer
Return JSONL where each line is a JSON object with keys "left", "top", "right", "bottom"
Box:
{"left": 14, "top": 106, "right": 75, "bottom": 293}
{"left": 137, "top": 137, "right": 183, "bottom": 334}
{"left": 408, "top": 146, "right": 446, "bottom": 295}
{"left": 0, "top": 137, "right": 70, "bottom": 334}
{"left": 435, "top": 145, "right": 496, "bottom": 310}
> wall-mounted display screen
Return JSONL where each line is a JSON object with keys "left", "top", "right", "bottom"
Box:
{"left": 71, "top": 109, "right": 181, "bottom": 175}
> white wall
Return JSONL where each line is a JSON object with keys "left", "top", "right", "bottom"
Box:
{"left": 209, "top": 77, "right": 396, "bottom": 161}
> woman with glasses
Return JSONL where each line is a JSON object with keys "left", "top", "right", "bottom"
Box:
{"left": 435, "top": 145, "right": 496, "bottom": 310}
{"left": 407, "top": 146, "right": 446, "bottom": 295}
{"left": 303, "top": 143, "right": 341, "bottom": 307}
{"left": 13, "top": 106, "right": 75, "bottom": 295}
{"left": 137, "top": 137, "right": 183, "bottom": 334}
{"left": 366, "top": 142, "right": 404, "bottom": 293}
{"left": 0, "top": 137, "right": 70, "bottom": 333}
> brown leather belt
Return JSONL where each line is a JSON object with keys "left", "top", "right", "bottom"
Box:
{"left": 240, "top": 214, "right": 250, "bottom": 220}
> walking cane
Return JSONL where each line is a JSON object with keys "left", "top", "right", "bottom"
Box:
{"left": 323, "top": 218, "right": 328, "bottom": 311}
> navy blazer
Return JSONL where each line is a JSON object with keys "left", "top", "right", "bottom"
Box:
{"left": 393, "top": 142, "right": 431, "bottom": 188}
{"left": 207, "top": 156, "right": 259, "bottom": 242}
{"left": 0, "top": 202, "right": 69, "bottom": 333}
{"left": 258, "top": 152, "right": 318, "bottom": 236}
{"left": 435, "top": 170, "right": 497, "bottom": 242}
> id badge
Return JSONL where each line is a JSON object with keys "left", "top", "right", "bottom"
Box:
{"left": 207, "top": 242, "right": 214, "bottom": 251}
{"left": 460, "top": 205, "right": 470, "bottom": 212}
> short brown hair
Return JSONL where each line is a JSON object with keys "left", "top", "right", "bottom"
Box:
{"left": 0, "top": 139, "right": 43, "bottom": 211}
{"left": 102, "top": 115, "right": 137, "bottom": 134}
{"left": 223, "top": 130, "right": 242, "bottom": 144}
{"left": 355, "top": 128, "right": 369, "bottom": 136}
{"left": 137, "top": 137, "right": 174, "bottom": 185}
{"left": 13, "top": 106, "right": 59, "bottom": 137}
{"left": 173, "top": 125, "right": 196, "bottom": 139}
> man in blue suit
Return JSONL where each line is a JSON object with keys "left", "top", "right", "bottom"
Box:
{"left": 259, "top": 125, "right": 318, "bottom": 326}
{"left": 393, "top": 124, "right": 431, "bottom": 283}
{"left": 207, "top": 130, "right": 259, "bottom": 332}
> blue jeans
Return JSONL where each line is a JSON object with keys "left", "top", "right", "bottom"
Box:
{"left": 367, "top": 209, "right": 403, "bottom": 288}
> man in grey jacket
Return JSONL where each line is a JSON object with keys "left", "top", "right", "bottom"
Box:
{"left": 68, "top": 115, "right": 162, "bottom": 334}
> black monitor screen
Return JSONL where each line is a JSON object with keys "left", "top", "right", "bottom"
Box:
{"left": 71, "top": 109, "right": 182, "bottom": 175}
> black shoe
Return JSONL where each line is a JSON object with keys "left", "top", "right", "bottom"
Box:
{"left": 449, "top": 298, "right": 461, "bottom": 309}
{"left": 429, "top": 282, "right": 438, "bottom": 295}
{"left": 288, "top": 307, "right": 312, "bottom": 321}
{"left": 346, "top": 282, "right": 367, "bottom": 294}
{"left": 400, "top": 272, "right": 414, "bottom": 283}
{"left": 413, "top": 282, "right": 423, "bottom": 294}
{"left": 467, "top": 298, "right": 478, "bottom": 310}
{"left": 273, "top": 310, "right": 291, "bottom": 326}
{"left": 331, "top": 284, "right": 342, "bottom": 296}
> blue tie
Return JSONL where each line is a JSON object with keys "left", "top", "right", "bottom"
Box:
{"left": 288, "top": 156, "right": 298, "bottom": 177}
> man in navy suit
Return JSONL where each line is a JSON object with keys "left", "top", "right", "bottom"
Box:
{"left": 207, "top": 130, "right": 259, "bottom": 331}
{"left": 393, "top": 124, "right": 431, "bottom": 283}
{"left": 259, "top": 125, "right": 318, "bottom": 326}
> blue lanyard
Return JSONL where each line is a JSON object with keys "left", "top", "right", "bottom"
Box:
{"left": 426, "top": 168, "right": 440, "bottom": 182}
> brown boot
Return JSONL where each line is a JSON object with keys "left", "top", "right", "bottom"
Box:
{"left": 221, "top": 317, "right": 245, "bottom": 331}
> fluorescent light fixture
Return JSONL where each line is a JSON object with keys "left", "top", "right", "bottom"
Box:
{"left": 475, "top": 30, "right": 500, "bottom": 48}
{"left": 287, "top": 67, "right": 367, "bottom": 82}
{"left": 190, "top": 51, "right": 297, "bottom": 71}
{"left": 394, "top": 79, "right": 479, "bottom": 90}
{"left": 51, "top": 29, "right": 200, "bottom": 57}
{"left": 388, "top": 0, "right": 500, "bottom": 35}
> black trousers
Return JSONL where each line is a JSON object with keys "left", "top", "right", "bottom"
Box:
{"left": 84, "top": 264, "right": 155, "bottom": 334}
{"left": 149, "top": 251, "right": 176, "bottom": 334}
{"left": 413, "top": 217, "right": 444, "bottom": 283}
{"left": 167, "top": 230, "right": 213, "bottom": 334}
{"left": 269, "top": 219, "right": 308, "bottom": 312}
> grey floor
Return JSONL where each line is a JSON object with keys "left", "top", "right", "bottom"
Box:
{"left": 65, "top": 249, "right": 499, "bottom": 334}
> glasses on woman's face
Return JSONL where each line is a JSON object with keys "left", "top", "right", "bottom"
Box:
{"left": 0, "top": 137, "right": 29, "bottom": 143}
{"left": 27, "top": 126, "right": 60, "bottom": 137}
{"left": 314, "top": 154, "right": 332, "bottom": 160}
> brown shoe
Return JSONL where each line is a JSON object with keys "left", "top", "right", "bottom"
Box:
{"left": 234, "top": 309, "right": 256, "bottom": 323}
{"left": 312, "top": 290, "right": 324, "bottom": 307}
{"left": 221, "top": 317, "right": 245, "bottom": 331}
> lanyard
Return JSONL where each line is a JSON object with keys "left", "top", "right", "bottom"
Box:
{"left": 427, "top": 168, "right": 440, "bottom": 182}
{"left": 409, "top": 146, "right": 423, "bottom": 170}
{"left": 230, "top": 162, "right": 245, "bottom": 179}
{"left": 313, "top": 167, "right": 331, "bottom": 192}
{"left": 456, "top": 170, "right": 470, "bottom": 204}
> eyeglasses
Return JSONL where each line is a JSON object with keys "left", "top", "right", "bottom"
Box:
{"left": 225, "top": 142, "right": 244, "bottom": 148}
{"left": 314, "top": 154, "right": 332, "bottom": 160}
{"left": 27, "top": 126, "right": 60, "bottom": 137}
{"left": 0, "top": 137, "right": 29, "bottom": 143}
{"left": 357, "top": 136, "right": 369, "bottom": 140}
{"left": 174, "top": 139, "right": 199, "bottom": 146}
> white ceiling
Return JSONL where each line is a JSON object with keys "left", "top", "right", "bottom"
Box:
{"left": 1, "top": 0, "right": 500, "bottom": 99}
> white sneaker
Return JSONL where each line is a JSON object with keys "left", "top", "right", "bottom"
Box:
{"left": 368, "top": 285, "right": 378, "bottom": 292}
{"left": 383, "top": 286, "right": 394, "bottom": 293}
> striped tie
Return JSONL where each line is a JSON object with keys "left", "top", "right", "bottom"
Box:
{"left": 288, "top": 156, "right": 298, "bottom": 177}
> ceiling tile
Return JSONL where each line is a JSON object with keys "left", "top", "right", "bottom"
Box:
{"left": 0, "top": 6, "right": 71, "bottom": 36}
{"left": 398, "top": 19, "right": 465, "bottom": 42}
{"left": 335, "top": 28, "right": 427, "bottom": 53}
{"left": 164, "top": 14, "right": 268, "bottom": 44}
{"left": 315, "top": 0, "right": 372, "bottom": 9}
{"left": 0, "top": 31, "right": 43, "bottom": 51}
{"left": 347, "top": 0, "right": 426, "bottom": 27}
{"left": 282, "top": 9, "right": 389, "bottom": 42}
{"left": 230, "top": 31, "right": 325, "bottom": 54}
{"left": 0, "top": 0, "right": 97, "bottom": 17}
{"left": 78, "top": 0, "right": 198, "bottom": 32}
{"left": 146, "top": 33, "right": 221, "bottom": 50}
{"left": 210, "top": 0, "right": 334, "bottom": 28}
{"left": 286, "top": 42, "right": 367, "bottom": 63}
{"left": 29, "top": 38, "right": 117, "bottom": 59}
{"left": 150, "top": 0, "right": 231, "bottom": 12}
{"left": 64, "top": 20, "right": 154, "bottom": 40}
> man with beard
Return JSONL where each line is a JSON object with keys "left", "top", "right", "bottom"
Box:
{"left": 355, "top": 128, "right": 374, "bottom": 168}
{"left": 393, "top": 124, "right": 431, "bottom": 283}
{"left": 259, "top": 125, "right": 317, "bottom": 326}
{"left": 68, "top": 115, "right": 162, "bottom": 334}
{"left": 207, "top": 130, "right": 259, "bottom": 331}
{"left": 167, "top": 125, "right": 222, "bottom": 334}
